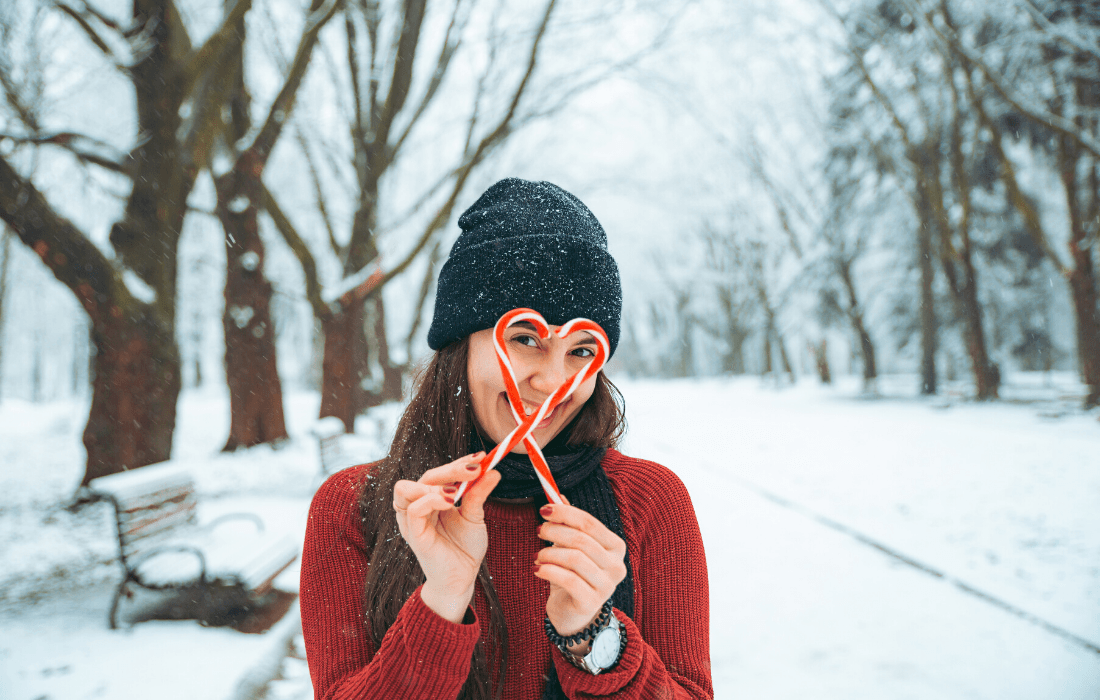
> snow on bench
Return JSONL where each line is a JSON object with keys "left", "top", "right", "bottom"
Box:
{"left": 88, "top": 462, "right": 299, "bottom": 629}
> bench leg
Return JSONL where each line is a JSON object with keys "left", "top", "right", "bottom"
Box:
{"left": 108, "top": 578, "right": 130, "bottom": 630}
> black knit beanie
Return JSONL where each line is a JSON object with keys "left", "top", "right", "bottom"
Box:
{"left": 427, "top": 178, "right": 622, "bottom": 356}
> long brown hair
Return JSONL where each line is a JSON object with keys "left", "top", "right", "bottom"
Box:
{"left": 358, "top": 336, "right": 625, "bottom": 699}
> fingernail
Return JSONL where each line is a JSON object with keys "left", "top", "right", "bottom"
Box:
{"left": 532, "top": 564, "right": 541, "bottom": 573}
{"left": 466, "top": 463, "right": 480, "bottom": 472}
{"left": 540, "top": 505, "right": 553, "bottom": 517}
{"left": 443, "top": 496, "right": 455, "bottom": 505}
{"left": 443, "top": 485, "right": 457, "bottom": 494}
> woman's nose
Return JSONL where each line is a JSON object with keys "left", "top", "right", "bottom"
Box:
{"left": 528, "top": 354, "right": 569, "bottom": 395}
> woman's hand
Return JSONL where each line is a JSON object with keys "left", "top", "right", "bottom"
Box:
{"left": 393, "top": 453, "right": 502, "bottom": 623}
{"left": 535, "top": 499, "right": 628, "bottom": 654}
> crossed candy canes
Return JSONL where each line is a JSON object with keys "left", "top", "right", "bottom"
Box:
{"left": 453, "top": 308, "right": 610, "bottom": 505}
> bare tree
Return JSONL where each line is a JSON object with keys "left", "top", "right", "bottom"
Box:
{"left": 831, "top": 1, "right": 1000, "bottom": 399}
{"left": 216, "top": 0, "right": 338, "bottom": 450}
{"left": 910, "top": 0, "right": 1100, "bottom": 406}
{"left": 1, "top": 0, "right": 256, "bottom": 484}
{"left": 267, "top": 0, "right": 600, "bottom": 431}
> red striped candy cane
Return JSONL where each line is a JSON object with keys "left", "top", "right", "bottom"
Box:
{"left": 453, "top": 308, "right": 609, "bottom": 505}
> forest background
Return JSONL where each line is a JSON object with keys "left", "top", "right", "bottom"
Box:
{"left": 1, "top": 0, "right": 1098, "bottom": 487}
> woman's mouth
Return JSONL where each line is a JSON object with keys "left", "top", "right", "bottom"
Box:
{"left": 514, "top": 397, "right": 569, "bottom": 430}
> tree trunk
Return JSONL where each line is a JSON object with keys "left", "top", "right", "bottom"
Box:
{"left": 84, "top": 307, "right": 180, "bottom": 483}
{"left": 776, "top": 329, "right": 795, "bottom": 382}
{"left": 0, "top": 228, "right": 10, "bottom": 398}
{"left": 320, "top": 304, "right": 367, "bottom": 432}
{"left": 362, "top": 295, "right": 404, "bottom": 410}
{"left": 218, "top": 151, "right": 288, "bottom": 450}
{"left": 762, "top": 332, "right": 773, "bottom": 377}
{"left": 917, "top": 183, "right": 937, "bottom": 395}
{"left": 811, "top": 339, "right": 832, "bottom": 384}
{"left": 838, "top": 259, "right": 877, "bottom": 386}
{"left": 958, "top": 255, "right": 999, "bottom": 400}
{"left": 1059, "top": 145, "right": 1100, "bottom": 407}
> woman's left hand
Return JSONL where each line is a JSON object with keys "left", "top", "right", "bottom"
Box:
{"left": 535, "top": 499, "right": 628, "bottom": 648}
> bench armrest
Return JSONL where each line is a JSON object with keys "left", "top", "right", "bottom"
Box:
{"left": 128, "top": 544, "right": 208, "bottom": 588}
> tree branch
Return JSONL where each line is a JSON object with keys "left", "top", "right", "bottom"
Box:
{"left": 389, "top": 0, "right": 468, "bottom": 164}
{"left": 373, "top": 0, "right": 427, "bottom": 155}
{"left": 901, "top": 0, "right": 1100, "bottom": 159}
{"left": 247, "top": 0, "right": 340, "bottom": 166}
{"left": 54, "top": 2, "right": 115, "bottom": 57}
{"left": 0, "top": 154, "right": 134, "bottom": 321}
{"left": 0, "top": 131, "right": 131, "bottom": 175}
{"left": 295, "top": 126, "right": 342, "bottom": 257}
{"left": 361, "top": 0, "right": 557, "bottom": 303}
{"left": 181, "top": 0, "right": 254, "bottom": 99}
{"left": 260, "top": 182, "right": 330, "bottom": 320}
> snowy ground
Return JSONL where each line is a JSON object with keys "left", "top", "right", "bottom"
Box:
{"left": 1, "top": 373, "right": 1098, "bottom": 699}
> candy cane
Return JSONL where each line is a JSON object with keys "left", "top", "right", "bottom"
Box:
{"left": 453, "top": 308, "right": 609, "bottom": 505}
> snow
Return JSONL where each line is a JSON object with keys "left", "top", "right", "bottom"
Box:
{"left": 1, "top": 374, "right": 1098, "bottom": 699}
{"left": 228, "top": 195, "right": 251, "bottom": 214}
{"left": 121, "top": 269, "right": 156, "bottom": 305}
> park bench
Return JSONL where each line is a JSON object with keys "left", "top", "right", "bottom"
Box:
{"left": 312, "top": 415, "right": 386, "bottom": 477}
{"left": 88, "top": 462, "right": 299, "bottom": 629}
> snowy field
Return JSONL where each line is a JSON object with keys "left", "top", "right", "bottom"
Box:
{"left": 1, "top": 373, "right": 1098, "bottom": 699}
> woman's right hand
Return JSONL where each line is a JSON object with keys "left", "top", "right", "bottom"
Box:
{"left": 393, "top": 452, "right": 502, "bottom": 623}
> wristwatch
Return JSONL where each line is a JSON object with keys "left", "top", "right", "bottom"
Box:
{"left": 558, "top": 610, "right": 625, "bottom": 675}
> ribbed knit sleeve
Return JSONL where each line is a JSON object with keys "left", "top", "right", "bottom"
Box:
{"left": 552, "top": 452, "right": 713, "bottom": 699}
{"left": 299, "top": 465, "right": 481, "bottom": 700}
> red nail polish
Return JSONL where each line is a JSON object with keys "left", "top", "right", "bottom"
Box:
{"left": 533, "top": 564, "right": 541, "bottom": 573}
{"left": 443, "top": 485, "right": 457, "bottom": 494}
{"left": 444, "top": 496, "right": 455, "bottom": 505}
{"left": 540, "top": 505, "right": 553, "bottom": 517}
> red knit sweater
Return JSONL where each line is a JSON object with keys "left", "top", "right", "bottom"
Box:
{"left": 299, "top": 449, "right": 712, "bottom": 699}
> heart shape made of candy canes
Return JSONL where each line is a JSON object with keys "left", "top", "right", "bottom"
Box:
{"left": 453, "top": 308, "right": 610, "bottom": 505}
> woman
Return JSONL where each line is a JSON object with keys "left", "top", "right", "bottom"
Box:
{"left": 300, "top": 178, "right": 712, "bottom": 700}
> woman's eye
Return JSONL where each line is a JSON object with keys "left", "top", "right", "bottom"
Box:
{"left": 512, "top": 334, "right": 539, "bottom": 348}
{"left": 571, "top": 347, "right": 595, "bottom": 358}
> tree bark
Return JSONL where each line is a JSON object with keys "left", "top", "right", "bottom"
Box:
{"left": 1059, "top": 141, "right": 1100, "bottom": 406}
{"left": 320, "top": 303, "right": 366, "bottom": 431}
{"left": 218, "top": 152, "right": 288, "bottom": 450}
{"left": 85, "top": 306, "right": 180, "bottom": 481}
{"left": 917, "top": 191, "right": 938, "bottom": 396}
{"left": 837, "top": 258, "right": 877, "bottom": 387}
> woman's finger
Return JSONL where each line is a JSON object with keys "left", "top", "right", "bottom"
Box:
{"left": 406, "top": 491, "right": 454, "bottom": 522}
{"left": 418, "top": 452, "right": 487, "bottom": 486}
{"left": 457, "top": 468, "right": 501, "bottom": 523}
{"left": 538, "top": 522, "right": 625, "bottom": 572}
{"left": 539, "top": 503, "right": 624, "bottom": 553}
{"left": 536, "top": 545, "right": 615, "bottom": 594}
{"left": 393, "top": 479, "right": 432, "bottom": 511}
{"left": 535, "top": 562, "right": 601, "bottom": 607}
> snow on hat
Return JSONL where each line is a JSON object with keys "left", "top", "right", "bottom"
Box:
{"left": 427, "top": 177, "right": 622, "bottom": 356}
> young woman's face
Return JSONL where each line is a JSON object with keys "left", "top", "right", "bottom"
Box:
{"left": 467, "top": 322, "right": 600, "bottom": 453}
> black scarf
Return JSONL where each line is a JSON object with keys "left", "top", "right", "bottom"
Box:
{"left": 474, "top": 434, "right": 636, "bottom": 699}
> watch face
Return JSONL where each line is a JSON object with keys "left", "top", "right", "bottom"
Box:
{"left": 590, "top": 627, "right": 620, "bottom": 667}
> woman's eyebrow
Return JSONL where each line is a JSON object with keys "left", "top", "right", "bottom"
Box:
{"left": 570, "top": 332, "right": 597, "bottom": 346}
{"left": 512, "top": 321, "right": 539, "bottom": 331}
